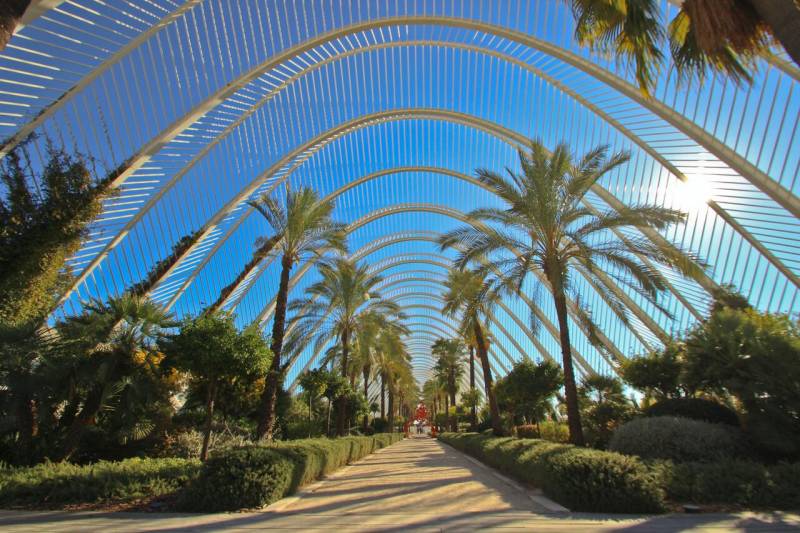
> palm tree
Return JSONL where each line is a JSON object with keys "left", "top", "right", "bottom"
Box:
{"left": 440, "top": 268, "right": 504, "bottom": 436}
{"left": 54, "top": 293, "right": 174, "bottom": 461}
{"left": 431, "top": 338, "right": 465, "bottom": 432}
{"left": 248, "top": 187, "right": 346, "bottom": 440}
{"left": 441, "top": 140, "right": 701, "bottom": 445}
{"left": 352, "top": 314, "right": 409, "bottom": 430}
{"left": 0, "top": 1, "right": 30, "bottom": 52}
{"left": 566, "top": 0, "right": 800, "bottom": 96}
{"left": 290, "top": 258, "right": 404, "bottom": 436}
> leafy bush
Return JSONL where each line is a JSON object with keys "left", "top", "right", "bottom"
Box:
{"left": 660, "top": 460, "right": 800, "bottom": 509}
{"left": 159, "top": 429, "right": 252, "bottom": 460}
{"left": 178, "top": 433, "right": 403, "bottom": 512}
{"left": 609, "top": 416, "right": 745, "bottom": 462}
{"left": 0, "top": 457, "right": 200, "bottom": 507}
{"left": 644, "top": 398, "right": 739, "bottom": 426}
{"left": 439, "top": 432, "right": 665, "bottom": 513}
{"left": 178, "top": 446, "right": 292, "bottom": 512}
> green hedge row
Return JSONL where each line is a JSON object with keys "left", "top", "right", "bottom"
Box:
{"left": 0, "top": 457, "right": 201, "bottom": 507}
{"left": 178, "top": 433, "right": 404, "bottom": 512}
{"left": 658, "top": 460, "right": 800, "bottom": 509}
{"left": 438, "top": 432, "right": 665, "bottom": 513}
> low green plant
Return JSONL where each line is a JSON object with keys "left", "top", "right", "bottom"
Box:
{"left": 644, "top": 397, "right": 739, "bottom": 426}
{"left": 660, "top": 460, "right": 800, "bottom": 509}
{"left": 0, "top": 457, "right": 200, "bottom": 507}
{"left": 178, "top": 433, "right": 403, "bottom": 512}
{"left": 439, "top": 432, "right": 665, "bottom": 513}
{"left": 609, "top": 416, "right": 745, "bottom": 462}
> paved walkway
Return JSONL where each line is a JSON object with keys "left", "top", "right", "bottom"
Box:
{"left": 1, "top": 437, "right": 798, "bottom": 531}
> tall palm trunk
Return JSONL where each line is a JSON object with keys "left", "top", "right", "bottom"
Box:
{"left": 257, "top": 254, "right": 292, "bottom": 440}
{"left": 750, "top": 0, "right": 800, "bottom": 67}
{"left": 363, "top": 365, "right": 370, "bottom": 430}
{"left": 473, "top": 321, "right": 502, "bottom": 435}
{"left": 551, "top": 286, "right": 585, "bottom": 446}
{"left": 0, "top": 0, "right": 30, "bottom": 52}
{"left": 469, "top": 345, "right": 477, "bottom": 430}
{"left": 336, "top": 329, "right": 350, "bottom": 436}
{"left": 200, "top": 381, "right": 217, "bottom": 462}
{"left": 380, "top": 373, "right": 386, "bottom": 419}
{"left": 387, "top": 386, "right": 395, "bottom": 433}
{"left": 448, "top": 369, "right": 457, "bottom": 431}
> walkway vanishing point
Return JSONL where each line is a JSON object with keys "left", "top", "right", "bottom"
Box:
{"left": 0, "top": 437, "right": 798, "bottom": 532}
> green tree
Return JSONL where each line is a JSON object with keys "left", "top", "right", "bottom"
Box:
{"left": 53, "top": 294, "right": 175, "bottom": 461}
{"left": 297, "top": 368, "right": 330, "bottom": 430}
{"left": 684, "top": 307, "right": 800, "bottom": 457}
{"left": 163, "top": 314, "right": 270, "bottom": 460}
{"left": 495, "top": 359, "right": 563, "bottom": 430}
{"left": 440, "top": 267, "right": 505, "bottom": 435}
{"left": 290, "top": 258, "right": 404, "bottom": 436}
{"left": 432, "top": 338, "right": 465, "bottom": 431}
{"left": 579, "top": 374, "right": 634, "bottom": 449}
{"left": 620, "top": 339, "right": 686, "bottom": 400}
{"left": 566, "top": 0, "right": 800, "bottom": 96}
{"left": 247, "top": 187, "right": 346, "bottom": 440}
{"left": 441, "top": 140, "right": 700, "bottom": 445}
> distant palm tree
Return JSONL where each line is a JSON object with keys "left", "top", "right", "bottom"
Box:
{"left": 431, "top": 338, "right": 465, "bottom": 431}
{"left": 374, "top": 328, "right": 413, "bottom": 432}
{"left": 55, "top": 294, "right": 174, "bottom": 461}
{"left": 566, "top": 0, "right": 800, "bottom": 96}
{"left": 441, "top": 140, "right": 701, "bottom": 445}
{"left": 248, "top": 187, "right": 346, "bottom": 440}
{"left": 290, "top": 258, "right": 404, "bottom": 435}
{"left": 440, "top": 268, "right": 504, "bottom": 436}
{"left": 352, "top": 313, "right": 408, "bottom": 430}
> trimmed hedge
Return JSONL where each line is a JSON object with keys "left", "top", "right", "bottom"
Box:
{"left": 439, "top": 432, "right": 665, "bottom": 513}
{"left": 659, "top": 460, "right": 800, "bottom": 509}
{"left": 644, "top": 398, "right": 740, "bottom": 427}
{"left": 0, "top": 457, "right": 201, "bottom": 508}
{"left": 609, "top": 416, "right": 745, "bottom": 462}
{"left": 178, "top": 433, "right": 404, "bottom": 512}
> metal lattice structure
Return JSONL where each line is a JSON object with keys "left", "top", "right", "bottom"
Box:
{"left": 2, "top": 0, "right": 798, "bottom": 387}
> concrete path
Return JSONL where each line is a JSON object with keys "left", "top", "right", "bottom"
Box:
{"left": 1, "top": 436, "right": 798, "bottom": 531}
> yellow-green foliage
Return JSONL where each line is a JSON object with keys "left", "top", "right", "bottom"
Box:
{"left": 0, "top": 457, "right": 200, "bottom": 507}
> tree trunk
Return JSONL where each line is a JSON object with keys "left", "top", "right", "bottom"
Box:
{"left": 469, "top": 345, "right": 477, "bottom": 430}
{"left": 380, "top": 374, "right": 385, "bottom": 419}
{"left": 750, "top": 0, "right": 800, "bottom": 67}
{"left": 552, "top": 288, "right": 585, "bottom": 446}
{"left": 200, "top": 381, "right": 217, "bottom": 462}
{"left": 336, "top": 329, "right": 350, "bottom": 436}
{"left": 473, "top": 321, "right": 502, "bottom": 435}
{"left": 387, "top": 387, "right": 395, "bottom": 433}
{"left": 256, "top": 254, "right": 292, "bottom": 440}
{"left": 363, "top": 366, "right": 370, "bottom": 430}
{"left": 15, "top": 391, "right": 35, "bottom": 464}
{"left": 449, "top": 369, "right": 457, "bottom": 431}
{"left": 0, "top": 0, "right": 30, "bottom": 52}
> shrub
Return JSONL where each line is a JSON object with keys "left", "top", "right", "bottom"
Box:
{"left": 609, "top": 416, "right": 745, "bottom": 462}
{"left": 159, "top": 429, "right": 252, "bottom": 459}
{"left": 178, "top": 433, "right": 403, "bottom": 512}
{"left": 515, "top": 425, "right": 539, "bottom": 438}
{"left": 439, "top": 432, "right": 665, "bottom": 513}
{"left": 178, "top": 447, "right": 293, "bottom": 512}
{"left": 514, "top": 422, "right": 569, "bottom": 443}
{"left": 644, "top": 398, "right": 739, "bottom": 426}
{"left": 0, "top": 457, "right": 200, "bottom": 508}
{"left": 661, "top": 460, "right": 800, "bottom": 509}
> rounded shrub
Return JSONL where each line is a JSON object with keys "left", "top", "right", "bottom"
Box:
{"left": 178, "top": 446, "right": 294, "bottom": 512}
{"left": 609, "top": 416, "right": 745, "bottom": 462}
{"left": 644, "top": 398, "right": 739, "bottom": 426}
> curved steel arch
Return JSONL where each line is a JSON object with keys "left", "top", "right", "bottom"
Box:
{"left": 59, "top": 10, "right": 777, "bottom": 309}
{"left": 164, "top": 109, "right": 718, "bottom": 321}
